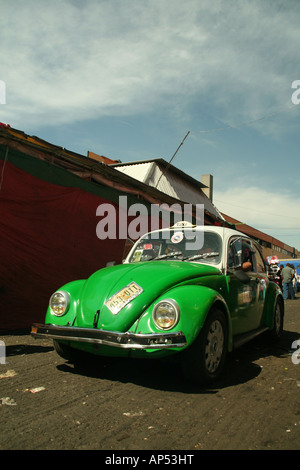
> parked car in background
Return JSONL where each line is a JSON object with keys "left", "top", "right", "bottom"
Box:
{"left": 32, "top": 223, "right": 284, "bottom": 384}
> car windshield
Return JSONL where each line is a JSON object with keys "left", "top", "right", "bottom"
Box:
{"left": 128, "top": 229, "right": 222, "bottom": 265}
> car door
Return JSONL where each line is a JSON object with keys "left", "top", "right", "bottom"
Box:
{"left": 226, "top": 237, "right": 263, "bottom": 335}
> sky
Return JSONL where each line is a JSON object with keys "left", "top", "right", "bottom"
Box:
{"left": 1, "top": 0, "right": 300, "bottom": 250}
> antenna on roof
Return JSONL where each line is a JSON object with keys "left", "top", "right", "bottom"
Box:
{"left": 155, "top": 131, "right": 190, "bottom": 189}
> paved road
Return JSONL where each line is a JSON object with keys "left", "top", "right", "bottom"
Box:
{"left": 0, "top": 298, "right": 299, "bottom": 451}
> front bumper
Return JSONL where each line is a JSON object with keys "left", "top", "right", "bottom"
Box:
{"left": 31, "top": 323, "right": 187, "bottom": 350}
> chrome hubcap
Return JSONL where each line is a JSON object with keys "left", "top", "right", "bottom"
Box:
{"left": 205, "top": 320, "right": 224, "bottom": 373}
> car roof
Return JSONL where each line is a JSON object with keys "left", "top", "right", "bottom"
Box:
{"left": 145, "top": 224, "right": 249, "bottom": 241}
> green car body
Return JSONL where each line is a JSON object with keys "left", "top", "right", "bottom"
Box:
{"left": 32, "top": 224, "right": 284, "bottom": 384}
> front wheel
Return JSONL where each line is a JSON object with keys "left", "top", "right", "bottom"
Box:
{"left": 180, "top": 309, "right": 228, "bottom": 384}
{"left": 53, "top": 340, "right": 81, "bottom": 362}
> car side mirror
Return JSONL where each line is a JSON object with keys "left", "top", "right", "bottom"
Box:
{"left": 106, "top": 261, "right": 116, "bottom": 267}
{"left": 233, "top": 269, "right": 250, "bottom": 284}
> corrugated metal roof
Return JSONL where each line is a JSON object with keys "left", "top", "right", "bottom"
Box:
{"left": 114, "top": 161, "right": 154, "bottom": 184}
{"left": 111, "top": 159, "right": 224, "bottom": 220}
{"left": 112, "top": 158, "right": 207, "bottom": 189}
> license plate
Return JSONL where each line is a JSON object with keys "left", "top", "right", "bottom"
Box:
{"left": 105, "top": 282, "right": 143, "bottom": 314}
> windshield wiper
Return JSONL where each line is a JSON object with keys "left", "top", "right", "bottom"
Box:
{"left": 152, "top": 251, "right": 183, "bottom": 260}
{"left": 183, "top": 252, "right": 220, "bottom": 261}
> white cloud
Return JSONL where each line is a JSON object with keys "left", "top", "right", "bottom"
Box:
{"left": 1, "top": 0, "right": 300, "bottom": 130}
{"left": 214, "top": 186, "right": 300, "bottom": 249}
{"left": 1, "top": 0, "right": 299, "bottom": 249}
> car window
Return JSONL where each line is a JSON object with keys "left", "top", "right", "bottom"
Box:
{"left": 227, "top": 237, "right": 254, "bottom": 271}
{"left": 227, "top": 237, "right": 266, "bottom": 274}
{"left": 252, "top": 243, "right": 266, "bottom": 273}
{"left": 227, "top": 237, "right": 243, "bottom": 269}
{"left": 128, "top": 230, "right": 222, "bottom": 265}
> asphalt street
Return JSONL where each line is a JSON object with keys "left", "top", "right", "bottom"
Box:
{"left": 0, "top": 297, "right": 299, "bottom": 451}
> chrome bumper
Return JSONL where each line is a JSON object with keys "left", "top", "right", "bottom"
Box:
{"left": 31, "top": 323, "right": 187, "bottom": 350}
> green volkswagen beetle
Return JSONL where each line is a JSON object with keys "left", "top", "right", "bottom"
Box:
{"left": 31, "top": 223, "right": 284, "bottom": 384}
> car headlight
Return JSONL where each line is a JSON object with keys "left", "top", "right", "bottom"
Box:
{"left": 49, "top": 291, "right": 70, "bottom": 316}
{"left": 152, "top": 299, "right": 180, "bottom": 330}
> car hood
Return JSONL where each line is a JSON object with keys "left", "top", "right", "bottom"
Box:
{"left": 77, "top": 261, "right": 220, "bottom": 331}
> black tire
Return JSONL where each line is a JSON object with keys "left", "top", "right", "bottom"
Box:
{"left": 180, "top": 308, "right": 228, "bottom": 385}
{"left": 53, "top": 340, "right": 80, "bottom": 362}
{"left": 267, "top": 298, "right": 284, "bottom": 342}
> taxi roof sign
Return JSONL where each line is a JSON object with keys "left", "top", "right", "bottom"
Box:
{"left": 170, "top": 221, "right": 196, "bottom": 228}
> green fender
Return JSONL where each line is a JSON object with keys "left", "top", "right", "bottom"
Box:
{"left": 45, "top": 279, "right": 86, "bottom": 326}
{"left": 262, "top": 281, "right": 284, "bottom": 329}
{"left": 135, "top": 284, "right": 233, "bottom": 352}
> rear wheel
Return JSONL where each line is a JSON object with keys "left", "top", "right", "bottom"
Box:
{"left": 181, "top": 308, "right": 228, "bottom": 384}
{"left": 268, "top": 298, "right": 284, "bottom": 342}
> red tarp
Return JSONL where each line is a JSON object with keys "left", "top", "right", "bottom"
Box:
{"left": 0, "top": 161, "right": 126, "bottom": 330}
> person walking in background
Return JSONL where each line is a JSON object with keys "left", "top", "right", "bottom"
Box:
{"left": 281, "top": 263, "right": 295, "bottom": 300}
{"left": 290, "top": 264, "right": 297, "bottom": 295}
